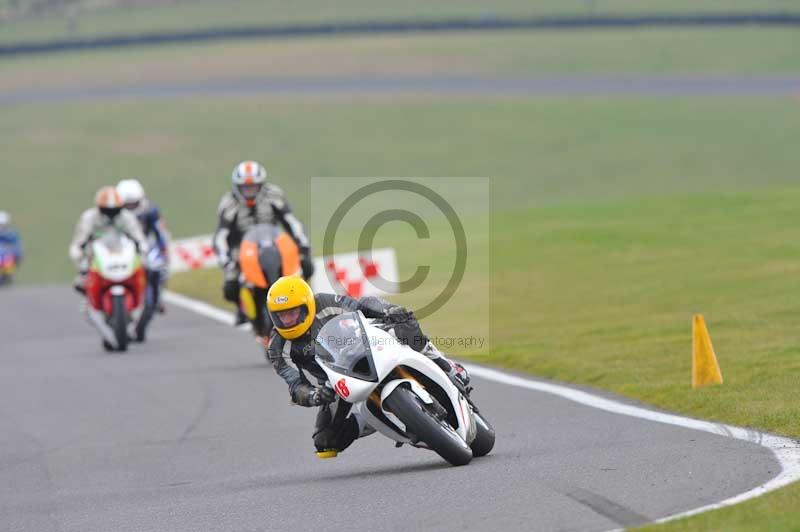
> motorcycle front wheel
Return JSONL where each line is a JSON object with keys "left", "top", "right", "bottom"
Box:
{"left": 383, "top": 385, "right": 472, "bottom": 466}
{"left": 110, "top": 294, "right": 128, "bottom": 352}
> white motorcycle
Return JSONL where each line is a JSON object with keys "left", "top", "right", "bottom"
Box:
{"left": 315, "top": 311, "right": 495, "bottom": 466}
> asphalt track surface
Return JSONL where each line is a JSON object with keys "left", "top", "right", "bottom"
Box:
{"left": 3, "top": 76, "right": 800, "bottom": 106}
{"left": 0, "top": 285, "right": 781, "bottom": 531}
{"left": 2, "top": 12, "right": 799, "bottom": 57}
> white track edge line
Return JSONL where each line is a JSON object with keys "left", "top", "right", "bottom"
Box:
{"left": 163, "top": 290, "right": 236, "bottom": 325}
{"left": 163, "top": 289, "right": 800, "bottom": 527}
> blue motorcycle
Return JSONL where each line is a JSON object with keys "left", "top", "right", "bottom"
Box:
{"left": 0, "top": 244, "right": 17, "bottom": 286}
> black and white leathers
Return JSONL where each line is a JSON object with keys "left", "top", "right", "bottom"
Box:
{"left": 266, "top": 294, "right": 392, "bottom": 406}
{"left": 212, "top": 183, "right": 309, "bottom": 267}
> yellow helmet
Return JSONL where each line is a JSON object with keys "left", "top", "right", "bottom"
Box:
{"left": 267, "top": 276, "right": 316, "bottom": 340}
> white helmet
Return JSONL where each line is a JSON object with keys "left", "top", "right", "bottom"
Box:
{"left": 117, "top": 179, "right": 146, "bottom": 213}
{"left": 231, "top": 161, "right": 267, "bottom": 207}
{"left": 0, "top": 211, "right": 9, "bottom": 228}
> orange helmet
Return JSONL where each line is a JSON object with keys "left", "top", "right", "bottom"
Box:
{"left": 95, "top": 186, "right": 124, "bottom": 219}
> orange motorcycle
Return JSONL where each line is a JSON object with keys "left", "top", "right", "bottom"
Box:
{"left": 238, "top": 224, "right": 301, "bottom": 341}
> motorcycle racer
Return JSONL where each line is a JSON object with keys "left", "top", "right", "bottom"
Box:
{"left": 212, "top": 161, "right": 313, "bottom": 323}
{"left": 69, "top": 186, "right": 149, "bottom": 292}
{"left": 117, "top": 178, "right": 170, "bottom": 339}
{"left": 117, "top": 179, "right": 169, "bottom": 265}
{"left": 0, "top": 211, "right": 23, "bottom": 264}
{"left": 0, "top": 211, "right": 22, "bottom": 284}
{"left": 265, "top": 276, "right": 469, "bottom": 454}
{"left": 117, "top": 179, "right": 170, "bottom": 315}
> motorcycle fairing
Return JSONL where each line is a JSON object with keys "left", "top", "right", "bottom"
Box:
{"left": 316, "top": 311, "right": 474, "bottom": 446}
{"left": 0, "top": 246, "right": 16, "bottom": 274}
{"left": 85, "top": 268, "right": 145, "bottom": 312}
{"left": 91, "top": 232, "right": 140, "bottom": 283}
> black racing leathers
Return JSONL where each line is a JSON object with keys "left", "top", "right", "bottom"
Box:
{"left": 213, "top": 184, "right": 311, "bottom": 303}
{"left": 213, "top": 185, "right": 310, "bottom": 265}
{"left": 267, "top": 293, "right": 465, "bottom": 452}
{"left": 266, "top": 293, "right": 397, "bottom": 406}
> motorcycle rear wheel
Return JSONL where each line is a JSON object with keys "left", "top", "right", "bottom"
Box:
{"left": 383, "top": 385, "right": 472, "bottom": 466}
{"left": 470, "top": 411, "right": 495, "bottom": 457}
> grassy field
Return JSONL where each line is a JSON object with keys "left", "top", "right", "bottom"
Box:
{"left": 2, "top": 11, "right": 800, "bottom": 528}
{"left": 2, "top": 0, "right": 798, "bottom": 45}
{"left": 486, "top": 190, "right": 800, "bottom": 436}
{"left": 3, "top": 97, "right": 799, "bottom": 285}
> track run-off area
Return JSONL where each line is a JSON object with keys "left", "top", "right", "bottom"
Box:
{"left": 1, "top": 285, "right": 797, "bottom": 531}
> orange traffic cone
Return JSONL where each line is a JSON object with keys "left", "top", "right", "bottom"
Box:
{"left": 692, "top": 314, "right": 723, "bottom": 388}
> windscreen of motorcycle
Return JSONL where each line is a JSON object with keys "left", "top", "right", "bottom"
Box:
{"left": 315, "top": 312, "right": 379, "bottom": 382}
{"left": 92, "top": 231, "right": 138, "bottom": 282}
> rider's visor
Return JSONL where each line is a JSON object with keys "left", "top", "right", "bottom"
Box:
{"left": 238, "top": 183, "right": 262, "bottom": 200}
{"left": 270, "top": 305, "right": 308, "bottom": 329}
{"left": 123, "top": 200, "right": 141, "bottom": 211}
{"left": 99, "top": 206, "right": 122, "bottom": 219}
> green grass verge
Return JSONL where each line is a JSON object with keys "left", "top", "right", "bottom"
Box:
{"left": 641, "top": 481, "right": 800, "bottom": 530}
{"left": 2, "top": 0, "right": 798, "bottom": 45}
{"left": 484, "top": 190, "right": 800, "bottom": 438}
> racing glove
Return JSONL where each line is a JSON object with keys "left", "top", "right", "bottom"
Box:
{"left": 223, "top": 258, "right": 238, "bottom": 279}
{"left": 294, "top": 383, "right": 336, "bottom": 406}
{"left": 139, "top": 252, "right": 151, "bottom": 271}
{"left": 221, "top": 259, "right": 240, "bottom": 303}
{"left": 299, "top": 247, "right": 315, "bottom": 280}
{"left": 311, "top": 385, "right": 337, "bottom": 406}
{"left": 383, "top": 305, "right": 414, "bottom": 324}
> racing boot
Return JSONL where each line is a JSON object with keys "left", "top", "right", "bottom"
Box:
{"left": 234, "top": 307, "right": 249, "bottom": 327}
{"left": 128, "top": 305, "right": 145, "bottom": 342}
{"left": 72, "top": 273, "right": 87, "bottom": 294}
{"left": 314, "top": 416, "right": 360, "bottom": 458}
{"left": 313, "top": 404, "right": 361, "bottom": 458}
{"left": 421, "top": 341, "right": 470, "bottom": 391}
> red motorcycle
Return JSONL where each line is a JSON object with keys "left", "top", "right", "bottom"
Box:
{"left": 84, "top": 230, "right": 145, "bottom": 352}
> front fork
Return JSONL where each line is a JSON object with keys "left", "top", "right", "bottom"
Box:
{"left": 84, "top": 301, "right": 118, "bottom": 347}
